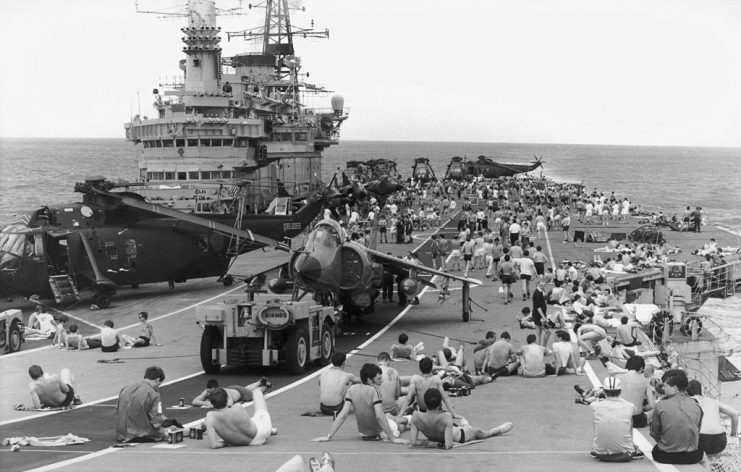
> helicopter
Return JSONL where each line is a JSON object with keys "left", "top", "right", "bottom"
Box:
{"left": 267, "top": 218, "right": 482, "bottom": 322}
{"left": 0, "top": 177, "right": 330, "bottom": 308}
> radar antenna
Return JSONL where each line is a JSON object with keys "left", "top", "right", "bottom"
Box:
{"left": 227, "top": 0, "right": 329, "bottom": 83}
{"left": 135, "top": 0, "right": 248, "bottom": 19}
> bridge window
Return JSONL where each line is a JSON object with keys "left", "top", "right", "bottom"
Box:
{"left": 177, "top": 172, "right": 187, "bottom": 180}
{"left": 188, "top": 139, "right": 198, "bottom": 147}
{"left": 163, "top": 139, "right": 174, "bottom": 147}
{"left": 188, "top": 171, "right": 199, "bottom": 180}
{"left": 164, "top": 172, "right": 175, "bottom": 180}
{"left": 176, "top": 139, "right": 185, "bottom": 147}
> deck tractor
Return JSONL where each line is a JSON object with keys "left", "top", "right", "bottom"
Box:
{"left": 0, "top": 309, "right": 25, "bottom": 354}
{"left": 195, "top": 297, "right": 338, "bottom": 374}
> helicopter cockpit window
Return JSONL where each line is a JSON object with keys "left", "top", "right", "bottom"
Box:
{"left": 0, "top": 225, "right": 29, "bottom": 269}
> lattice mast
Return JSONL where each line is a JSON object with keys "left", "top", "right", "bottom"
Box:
{"left": 229, "top": 0, "right": 329, "bottom": 104}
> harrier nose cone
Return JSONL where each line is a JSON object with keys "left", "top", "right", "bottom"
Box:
{"left": 296, "top": 256, "right": 322, "bottom": 283}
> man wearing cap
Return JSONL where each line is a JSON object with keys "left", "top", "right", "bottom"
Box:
{"left": 590, "top": 377, "right": 644, "bottom": 462}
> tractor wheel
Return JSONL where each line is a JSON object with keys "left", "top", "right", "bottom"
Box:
{"left": 286, "top": 327, "right": 309, "bottom": 374}
{"left": 9, "top": 321, "right": 22, "bottom": 353}
{"left": 200, "top": 327, "right": 222, "bottom": 374}
{"left": 317, "top": 322, "right": 334, "bottom": 366}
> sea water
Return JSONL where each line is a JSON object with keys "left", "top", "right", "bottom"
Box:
{"left": 1, "top": 138, "right": 739, "bottom": 232}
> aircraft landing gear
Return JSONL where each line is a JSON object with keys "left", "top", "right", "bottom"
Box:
{"left": 222, "top": 275, "right": 234, "bottom": 287}
{"left": 91, "top": 286, "right": 116, "bottom": 308}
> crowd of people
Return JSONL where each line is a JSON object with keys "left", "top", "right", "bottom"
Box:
{"left": 15, "top": 174, "right": 740, "bottom": 470}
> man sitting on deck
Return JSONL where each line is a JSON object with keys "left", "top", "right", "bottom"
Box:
{"left": 205, "top": 384, "right": 273, "bottom": 448}
{"left": 312, "top": 363, "right": 408, "bottom": 444}
{"left": 318, "top": 352, "right": 360, "bottom": 416}
{"left": 590, "top": 377, "right": 645, "bottom": 462}
{"left": 410, "top": 388, "right": 513, "bottom": 449}
{"left": 515, "top": 334, "right": 555, "bottom": 377}
{"left": 115, "top": 366, "right": 168, "bottom": 442}
{"left": 650, "top": 369, "right": 703, "bottom": 464}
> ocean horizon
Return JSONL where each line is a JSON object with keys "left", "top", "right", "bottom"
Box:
{"left": 1, "top": 138, "right": 740, "bottom": 233}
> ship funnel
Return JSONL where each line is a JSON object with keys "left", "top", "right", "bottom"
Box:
{"left": 331, "top": 94, "right": 344, "bottom": 116}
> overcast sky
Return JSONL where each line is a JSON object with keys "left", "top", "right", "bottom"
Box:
{"left": 2, "top": 0, "right": 740, "bottom": 146}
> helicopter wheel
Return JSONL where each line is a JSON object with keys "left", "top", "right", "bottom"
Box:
{"left": 91, "top": 287, "right": 115, "bottom": 308}
{"left": 222, "top": 275, "right": 234, "bottom": 287}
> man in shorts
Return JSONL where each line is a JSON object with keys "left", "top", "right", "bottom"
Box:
{"left": 410, "top": 388, "right": 512, "bottom": 449}
{"left": 516, "top": 334, "right": 555, "bottom": 377}
{"left": 399, "top": 357, "right": 458, "bottom": 416}
{"left": 28, "top": 364, "right": 82, "bottom": 409}
{"left": 318, "top": 352, "right": 360, "bottom": 416}
{"left": 205, "top": 383, "right": 273, "bottom": 448}
{"left": 133, "top": 311, "right": 159, "bottom": 347}
{"left": 192, "top": 378, "right": 270, "bottom": 408}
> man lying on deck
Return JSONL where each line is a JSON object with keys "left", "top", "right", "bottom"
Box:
{"left": 410, "top": 388, "right": 513, "bottom": 449}
{"left": 192, "top": 378, "right": 270, "bottom": 408}
{"left": 205, "top": 383, "right": 274, "bottom": 448}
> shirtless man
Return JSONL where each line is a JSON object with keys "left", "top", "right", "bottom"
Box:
{"left": 398, "top": 357, "right": 457, "bottom": 416}
{"left": 133, "top": 312, "right": 160, "bottom": 347}
{"left": 192, "top": 378, "right": 269, "bottom": 408}
{"left": 377, "top": 352, "right": 407, "bottom": 415}
{"left": 62, "top": 324, "right": 89, "bottom": 350}
{"left": 52, "top": 317, "right": 69, "bottom": 346}
{"left": 28, "top": 364, "right": 81, "bottom": 408}
{"left": 205, "top": 385, "right": 273, "bottom": 448}
{"left": 319, "top": 352, "right": 360, "bottom": 415}
{"left": 410, "top": 388, "right": 513, "bottom": 449}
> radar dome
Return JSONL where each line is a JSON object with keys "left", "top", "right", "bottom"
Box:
{"left": 331, "top": 94, "right": 344, "bottom": 114}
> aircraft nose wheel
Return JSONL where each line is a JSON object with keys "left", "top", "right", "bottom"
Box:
{"left": 222, "top": 275, "right": 234, "bottom": 286}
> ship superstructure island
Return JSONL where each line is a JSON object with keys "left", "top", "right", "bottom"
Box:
{"left": 124, "top": 0, "right": 348, "bottom": 214}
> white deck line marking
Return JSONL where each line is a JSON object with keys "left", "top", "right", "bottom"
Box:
{"left": 120, "top": 449, "right": 590, "bottom": 456}
{"left": 24, "top": 447, "right": 120, "bottom": 472}
{"left": 0, "top": 284, "right": 247, "bottom": 361}
{"left": 544, "top": 229, "right": 678, "bottom": 472}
